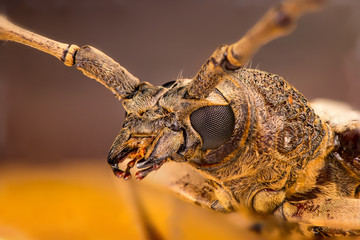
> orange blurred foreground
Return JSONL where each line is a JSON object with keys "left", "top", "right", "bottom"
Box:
{"left": 0, "top": 160, "right": 262, "bottom": 240}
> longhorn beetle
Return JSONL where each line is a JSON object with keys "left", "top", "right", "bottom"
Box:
{"left": 1, "top": 0, "right": 360, "bottom": 237}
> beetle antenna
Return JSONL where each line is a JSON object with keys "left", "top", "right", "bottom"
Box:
{"left": 226, "top": 0, "right": 325, "bottom": 68}
{"left": 0, "top": 15, "right": 139, "bottom": 99}
{"left": 187, "top": 0, "right": 325, "bottom": 98}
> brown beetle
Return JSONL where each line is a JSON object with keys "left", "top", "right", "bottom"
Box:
{"left": 1, "top": 0, "right": 360, "bottom": 237}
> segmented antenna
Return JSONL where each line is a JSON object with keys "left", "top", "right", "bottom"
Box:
{"left": 0, "top": 15, "right": 139, "bottom": 99}
{"left": 187, "top": 0, "right": 325, "bottom": 98}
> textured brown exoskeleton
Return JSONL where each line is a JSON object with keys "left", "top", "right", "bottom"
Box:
{"left": 1, "top": 0, "right": 360, "bottom": 237}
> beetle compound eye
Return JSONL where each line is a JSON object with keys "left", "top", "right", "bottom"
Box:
{"left": 190, "top": 105, "right": 235, "bottom": 150}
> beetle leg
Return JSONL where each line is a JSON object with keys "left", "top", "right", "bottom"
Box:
{"left": 252, "top": 189, "right": 286, "bottom": 214}
{"left": 309, "top": 226, "right": 360, "bottom": 237}
{"left": 275, "top": 198, "right": 360, "bottom": 231}
{"left": 145, "top": 162, "right": 237, "bottom": 213}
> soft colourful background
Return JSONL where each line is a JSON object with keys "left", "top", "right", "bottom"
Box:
{"left": 0, "top": 0, "right": 359, "bottom": 239}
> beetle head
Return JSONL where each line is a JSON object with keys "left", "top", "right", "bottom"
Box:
{"left": 107, "top": 74, "right": 241, "bottom": 180}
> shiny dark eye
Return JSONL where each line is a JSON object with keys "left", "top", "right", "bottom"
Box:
{"left": 162, "top": 81, "right": 176, "bottom": 88}
{"left": 190, "top": 105, "right": 235, "bottom": 150}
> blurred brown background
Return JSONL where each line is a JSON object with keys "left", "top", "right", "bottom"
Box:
{"left": 0, "top": 0, "right": 359, "bottom": 239}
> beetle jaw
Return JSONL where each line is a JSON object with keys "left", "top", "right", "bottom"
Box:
{"left": 107, "top": 126, "right": 185, "bottom": 180}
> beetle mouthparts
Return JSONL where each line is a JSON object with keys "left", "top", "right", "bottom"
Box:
{"left": 111, "top": 158, "right": 166, "bottom": 181}
{"left": 108, "top": 136, "right": 167, "bottom": 180}
{"left": 134, "top": 159, "right": 167, "bottom": 180}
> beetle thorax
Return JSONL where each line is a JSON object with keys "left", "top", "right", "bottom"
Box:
{"left": 187, "top": 69, "right": 335, "bottom": 207}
